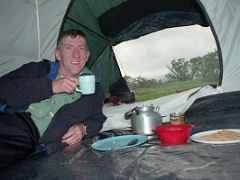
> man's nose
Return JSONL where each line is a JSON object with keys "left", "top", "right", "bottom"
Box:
{"left": 72, "top": 48, "right": 80, "bottom": 58}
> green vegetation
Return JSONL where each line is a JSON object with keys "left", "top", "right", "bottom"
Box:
{"left": 132, "top": 79, "right": 215, "bottom": 102}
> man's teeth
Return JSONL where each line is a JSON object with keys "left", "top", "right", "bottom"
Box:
{"left": 72, "top": 61, "right": 80, "bottom": 64}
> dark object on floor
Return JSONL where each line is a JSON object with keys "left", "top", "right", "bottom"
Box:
{"left": 185, "top": 90, "right": 240, "bottom": 133}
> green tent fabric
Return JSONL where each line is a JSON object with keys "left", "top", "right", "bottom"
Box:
{"left": 62, "top": 0, "right": 125, "bottom": 93}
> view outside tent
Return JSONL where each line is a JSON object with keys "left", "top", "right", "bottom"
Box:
{"left": 113, "top": 25, "right": 219, "bottom": 101}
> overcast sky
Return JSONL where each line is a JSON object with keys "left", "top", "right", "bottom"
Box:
{"left": 113, "top": 25, "right": 217, "bottom": 80}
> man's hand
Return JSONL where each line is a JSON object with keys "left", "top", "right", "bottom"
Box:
{"left": 61, "top": 123, "right": 86, "bottom": 145}
{"left": 52, "top": 76, "right": 79, "bottom": 94}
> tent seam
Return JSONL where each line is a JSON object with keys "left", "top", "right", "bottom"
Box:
{"left": 36, "top": 0, "right": 41, "bottom": 61}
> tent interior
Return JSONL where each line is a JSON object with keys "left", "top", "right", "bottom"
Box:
{"left": 1, "top": 0, "right": 240, "bottom": 178}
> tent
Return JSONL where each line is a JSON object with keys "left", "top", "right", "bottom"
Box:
{"left": 1, "top": 1, "right": 240, "bottom": 178}
{"left": 0, "top": 0, "right": 240, "bottom": 127}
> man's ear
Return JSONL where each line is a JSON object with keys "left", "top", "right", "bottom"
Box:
{"left": 86, "top": 50, "right": 90, "bottom": 61}
{"left": 55, "top": 49, "right": 61, "bottom": 61}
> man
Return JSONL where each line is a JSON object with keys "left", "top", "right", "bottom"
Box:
{"left": 0, "top": 29, "right": 106, "bottom": 167}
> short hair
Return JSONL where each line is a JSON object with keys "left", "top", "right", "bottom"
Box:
{"left": 56, "top": 29, "right": 88, "bottom": 48}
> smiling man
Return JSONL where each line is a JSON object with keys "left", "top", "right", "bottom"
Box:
{"left": 0, "top": 29, "right": 106, "bottom": 168}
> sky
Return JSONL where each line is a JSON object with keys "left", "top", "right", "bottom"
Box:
{"left": 113, "top": 25, "right": 217, "bottom": 80}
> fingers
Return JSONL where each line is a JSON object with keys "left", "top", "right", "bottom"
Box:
{"left": 52, "top": 76, "right": 79, "bottom": 94}
{"left": 61, "top": 124, "right": 85, "bottom": 145}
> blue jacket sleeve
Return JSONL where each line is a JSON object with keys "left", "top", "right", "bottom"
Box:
{"left": 0, "top": 61, "right": 53, "bottom": 110}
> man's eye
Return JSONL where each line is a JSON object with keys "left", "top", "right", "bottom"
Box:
{"left": 65, "top": 46, "right": 73, "bottom": 50}
{"left": 79, "top": 46, "right": 87, "bottom": 51}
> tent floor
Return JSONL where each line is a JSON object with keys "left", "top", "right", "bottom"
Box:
{"left": 1, "top": 91, "right": 240, "bottom": 179}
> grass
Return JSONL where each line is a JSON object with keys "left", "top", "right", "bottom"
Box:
{"left": 131, "top": 80, "right": 216, "bottom": 102}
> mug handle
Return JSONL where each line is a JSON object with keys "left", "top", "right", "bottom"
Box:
{"left": 76, "top": 86, "right": 82, "bottom": 92}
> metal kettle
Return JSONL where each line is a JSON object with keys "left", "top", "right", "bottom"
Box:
{"left": 124, "top": 105, "right": 162, "bottom": 135}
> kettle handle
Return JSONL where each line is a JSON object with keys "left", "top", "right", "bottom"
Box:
{"left": 124, "top": 106, "right": 139, "bottom": 119}
{"left": 156, "top": 105, "right": 160, "bottom": 112}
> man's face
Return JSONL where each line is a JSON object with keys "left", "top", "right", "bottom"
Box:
{"left": 56, "top": 35, "right": 90, "bottom": 77}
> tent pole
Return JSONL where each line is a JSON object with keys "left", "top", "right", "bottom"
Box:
{"left": 35, "top": 0, "right": 41, "bottom": 61}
